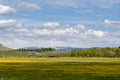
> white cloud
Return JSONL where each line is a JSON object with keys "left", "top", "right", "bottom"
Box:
{"left": 32, "top": 27, "right": 79, "bottom": 35}
{"left": 104, "top": 19, "right": 120, "bottom": 29}
{"left": 20, "top": 2, "right": 40, "bottom": 11}
{"left": 32, "top": 29, "right": 51, "bottom": 35}
{"left": 84, "top": 29, "right": 105, "bottom": 37}
{"left": 0, "top": 5, "right": 16, "bottom": 15}
{"left": 12, "top": 39, "right": 29, "bottom": 46}
{"left": 0, "top": 21, "right": 120, "bottom": 48}
{"left": 53, "top": 27, "right": 79, "bottom": 35}
{"left": 0, "top": 20, "right": 23, "bottom": 29}
{"left": 91, "top": 0, "right": 120, "bottom": 8}
{"left": 0, "top": 0, "right": 119, "bottom": 11}
{"left": 43, "top": 22, "right": 60, "bottom": 27}
{"left": 32, "top": 22, "right": 80, "bottom": 36}
{"left": 2, "top": 38, "right": 30, "bottom": 49}
{"left": 44, "top": 0, "right": 77, "bottom": 7}
{"left": 0, "top": 0, "right": 119, "bottom": 48}
{"left": 14, "top": 28, "right": 29, "bottom": 33}
{"left": 41, "top": 0, "right": 120, "bottom": 9}
{"left": 75, "top": 24, "right": 85, "bottom": 30}
{"left": 0, "top": 19, "right": 29, "bottom": 33}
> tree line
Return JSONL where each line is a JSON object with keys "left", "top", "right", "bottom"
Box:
{"left": 70, "top": 47, "right": 120, "bottom": 57}
{"left": 17, "top": 47, "right": 55, "bottom": 52}
{"left": 0, "top": 47, "right": 120, "bottom": 58}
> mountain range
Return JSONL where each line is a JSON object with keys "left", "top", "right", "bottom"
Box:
{"left": 55, "top": 47, "right": 87, "bottom": 50}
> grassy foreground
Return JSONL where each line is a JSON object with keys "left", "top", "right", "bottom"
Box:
{"left": 0, "top": 57, "right": 120, "bottom": 80}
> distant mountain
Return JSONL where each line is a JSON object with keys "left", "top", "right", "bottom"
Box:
{"left": 23, "top": 47, "right": 41, "bottom": 50}
{"left": 55, "top": 47, "right": 87, "bottom": 50}
{"left": 0, "top": 44, "right": 12, "bottom": 51}
{"left": 21, "top": 46, "right": 86, "bottom": 51}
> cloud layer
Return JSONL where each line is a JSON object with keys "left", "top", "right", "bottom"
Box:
{"left": 0, "top": 20, "right": 119, "bottom": 48}
{"left": 0, "top": 5, "right": 16, "bottom": 15}
{"left": 104, "top": 19, "right": 120, "bottom": 29}
{"left": 20, "top": 2, "right": 40, "bottom": 11}
{"left": 0, "top": 0, "right": 119, "bottom": 48}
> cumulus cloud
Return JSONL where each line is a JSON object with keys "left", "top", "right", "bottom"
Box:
{"left": 33, "top": 22, "right": 79, "bottom": 36}
{"left": 43, "top": 22, "right": 60, "bottom": 27}
{"left": 0, "top": 0, "right": 119, "bottom": 48}
{"left": 0, "top": 20, "right": 23, "bottom": 29}
{"left": 104, "top": 19, "right": 120, "bottom": 29}
{"left": 0, "top": 21, "right": 120, "bottom": 48}
{"left": 32, "top": 27, "right": 79, "bottom": 35}
{"left": 14, "top": 28, "right": 29, "bottom": 33}
{"left": 0, "top": 19, "right": 29, "bottom": 33}
{"left": 84, "top": 29, "right": 105, "bottom": 37}
{"left": 75, "top": 24, "right": 85, "bottom": 30}
{"left": 0, "top": 38, "right": 30, "bottom": 49}
{"left": 32, "top": 29, "right": 51, "bottom": 35}
{"left": 20, "top": 2, "right": 40, "bottom": 11}
{"left": 53, "top": 27, "right": 79, "bottom": 35}
{"left": 0, "top": 20, "right": 21, "bottom": 29}
{"left": 0, "top": 5, "right": 16, "bottom": 15}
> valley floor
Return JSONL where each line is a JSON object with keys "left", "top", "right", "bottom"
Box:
{"left": 0, "top": 57, "right": 120, "bottom": 80}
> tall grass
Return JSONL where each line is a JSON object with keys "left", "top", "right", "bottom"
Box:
{"left": 0, "top": 58, "right": 120, "bottom": 80}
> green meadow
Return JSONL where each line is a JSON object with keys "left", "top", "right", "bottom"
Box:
{"left": 0, "top": 58, "right": 120, "bottom": 80}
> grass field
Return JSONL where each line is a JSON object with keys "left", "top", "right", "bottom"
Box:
{"left": 0, "top": 57, "right": 120, "bottom": 80}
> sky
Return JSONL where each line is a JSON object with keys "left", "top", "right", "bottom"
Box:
{"left": 0, "top": 0, "right": 120, "bottom": 49}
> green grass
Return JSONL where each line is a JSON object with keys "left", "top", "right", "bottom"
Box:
{"left": 0, "top": 58, "right": 120, "bottom": 80}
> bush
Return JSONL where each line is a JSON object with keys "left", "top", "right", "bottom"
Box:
{"left": 70, "top": 47, "right": 120, "bottom": 58}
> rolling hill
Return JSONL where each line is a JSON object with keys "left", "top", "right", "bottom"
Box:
{"left": 0, "top": 44, "right": 12, "bottom": 51}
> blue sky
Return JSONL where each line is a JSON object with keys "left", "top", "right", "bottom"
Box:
{"left": 0, "top": 0, "right": 120, "bottom": 48}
